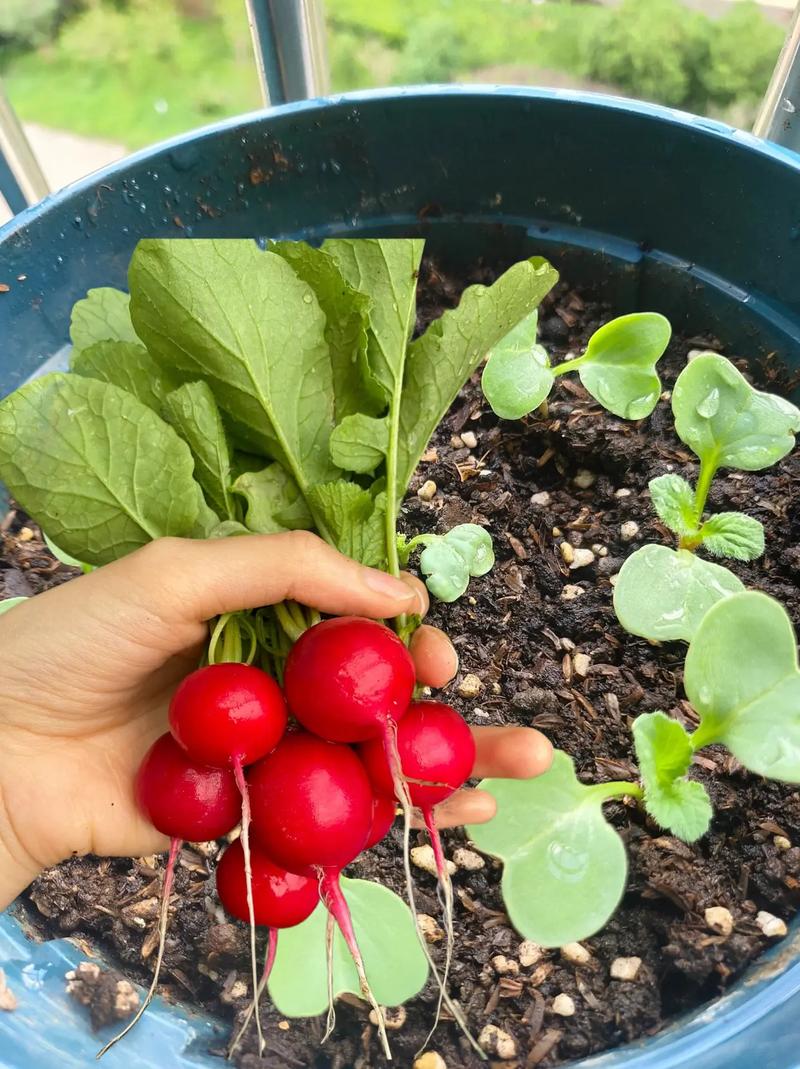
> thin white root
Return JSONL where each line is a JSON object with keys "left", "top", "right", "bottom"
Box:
{"left": 321, "top": 912, "right": 336, "bottom": 1045}
{"left": 96, "top": 838, "right": 181, "bottom": 1059}
{"left": 233, "top": 759, "right": 265, "bottom": 1058}
{"left": 228, "top": 929, "right": 278, "bottom": 1059}
{"left": 382, "top": 722, "right": 485, "bottom": 1061}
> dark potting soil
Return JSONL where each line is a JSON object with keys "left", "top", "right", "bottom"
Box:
{"left": 6, "top": 257, "right": 800, "bottom": 1069}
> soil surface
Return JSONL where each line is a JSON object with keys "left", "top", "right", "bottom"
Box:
{"left": 6, "top": 257, "right": 800, "bottom": 1069}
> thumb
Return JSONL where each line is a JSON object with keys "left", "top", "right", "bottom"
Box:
{"left": 112, "top": 531, "right": 423, "bottom": 624}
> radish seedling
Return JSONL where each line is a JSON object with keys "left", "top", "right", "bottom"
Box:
{"left": 397, "top": 523, "right": 495, "bottom": 603}
{"left": 615, "top": 354, "right": 800, "bottom": 642}
{"left": 481, "top": 311, "right": 671, "bottom": 421}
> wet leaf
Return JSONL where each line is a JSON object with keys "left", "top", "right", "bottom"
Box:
{"left": 613, "top": 544, "right": 743, "bottom": 642}
{"left": 673, "top": 353, "right": 800, "bottom": 472}
{"left": 699, "top": 512, "right": 764, "bottom": 561}
{"left": 481, "top": 310, "right": 553, "bottom": 419}
{"left": 577, "top": 312, "right": 670, "bottom": 419}
{"left": 648, "top": 473, "right": 697, "bottom": 537}
{"left": 70, "top": 287, "right": 138, "bottom": 353}
{"left": 269, "top": 878, "right": 428, "bottom": 1016}
{"left": 686, "top": 591, "right": 800, "bottom": 781}
{"left": 467, "top": 751, "right": 628, "bottom": 946}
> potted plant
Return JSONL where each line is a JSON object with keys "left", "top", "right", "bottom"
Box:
{"left": 1, "top": 87, "right": 800, "bottom": 1069}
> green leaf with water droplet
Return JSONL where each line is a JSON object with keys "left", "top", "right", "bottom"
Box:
{"left": 481, "top": 310, "right": 554, "bottom": 419}
{"left": 686, "top": 591, "right": 800, "bottom": 782}
{"left": 467, "top": 751, "right": 628, "bottom": 946}
{"left": 633, "top": 712, "right": 712, "bottom": 842}
{"left": 613, "top": 544, "right": 744, "bottom": 643}
{"left": 163, "top": 381, "right": 236, "bottom": 519}
{"left": 268, "top": 878, "right": 429, "bottom": 1017}
{"left": 699, "top": 511, "right": 765, "bottom": 561}
{"left": 71, "top": 340, "right": 180, "bottom": 414}
{"left": 0, "top": 597, "right": 27, "bottom": 616}
{"left": 329, "top": 414, "right": 389, "bottom": 474}
{"left": 576, "top": 312, "right": 671, "bottom": 420}
{"left": 673, "top": 353, "right": 800, "bottom": 472}
{"left": 648, "top": 474, "right": 697, "bottom": 537}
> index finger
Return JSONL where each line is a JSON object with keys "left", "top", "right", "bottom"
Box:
{"left": 471, "top": 726, "right": 553, "bottom": 780}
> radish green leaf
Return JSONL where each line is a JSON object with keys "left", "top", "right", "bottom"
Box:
{"left": 613, "top": 544, "right": 743, "bottom": 642}
{"left": 686, "top": 591, "right": 800, "bottom": 781}
{"left": 70, "top": 287, "right": 138, "bottom": 352}
{"left": 71, "top": 340, "right": 179, "bottom": 414}
{"left": 576, "top": 312, "right": 671, "bottom": 420}
{"left": 632, "top": 712, "right": 712, "bottom": 842}
{"left": 648, "top": 473, "right": 697, "bottom": 537}
{"left": 699, "top": 511, "right": 764, "bottom": 561}
{"left": 481, "top": 310, "right": 552, "bottom": 419}
{"left": 467, "top": 751, "right": 629, "bottom": 946}
{"left": 163, "top": 381, "right": 235, "bottom": 520}
{"left": 269, "top": 878, "right": 428, "bottom": 1017}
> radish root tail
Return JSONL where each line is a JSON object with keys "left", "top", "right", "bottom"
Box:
{"left": 422, "top": 806, "right": 456, "bottom": 1050}
{"left": 381, "top": 722, "right": 484, "bottom": 1061}
{"left": 318, "top": 868, "right": 392, "bottom": 1061}
{"left": 228, "top": 927, "right": 278, "bottom": 1059}
{"left": 321, "top": 911, "right": 336, "bottom": 1045}
{"left": 233, "top": 758, "right": 266, "bottom": 1058}
{"left": 96, "top": 837, "right": 182, "bottom": 1059}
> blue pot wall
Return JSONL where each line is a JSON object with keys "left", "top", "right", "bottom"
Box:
{"left": 1, "top": 87, "right": 800, "bottom": 1069}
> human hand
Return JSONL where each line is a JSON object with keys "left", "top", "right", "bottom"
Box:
{"left": 0, "top": 532, "right": 552, "bottom": 908}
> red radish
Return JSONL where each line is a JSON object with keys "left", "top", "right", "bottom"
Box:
{"left": 169, "top": 662, "right": 287, "bottom": 768}
{"left": 247, "top": 731, "right": 392, "bottom": 1059}
{"left": 216, "top": 839, "right": 318, "bottom": 929}
{"left": 217, "top": 839, "right": 320, "bottom": 1060}
{"left": 248, "top": 732, "right": 373, "bottom": 874}
{"left": 359, "top": 701, "right": 481, "bottom": 1056}
{"left": 358, "top": 700, "right": 476, "bottom": 811}
{"left": 134, "top": 732, "right": 240, "bottom": 841}
{"left": 283, "top": 616, "right": 415, "bottom": 743}
{"left": 169, "top": 661, "right": 287, "bottom": 1058}
{"left": 365, "top": 796, "right": 397, "bottom": 850}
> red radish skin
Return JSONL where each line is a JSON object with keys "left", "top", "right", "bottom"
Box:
{"left": 365, "top": 796, "right": 397, "bottom": 850}
{"left": 247, "top": 731, "right": 392, "bottom": 1058}
{"left": 358, "top": 700, "right": 476, "bottom": 810}
{"left": 359, "top": 702, "right": 482, "bottom": 1057}
{"left": 216, "top": 839, "right": 318, "bottom": 929}
{"left": 283, "top": 617, "right": 415, "bottom": 743}
{"left": 248, "top": 732, "right": 373, "bottom": 874}
{"left": 134, "top": 733, "right": 240, "bottom": 841}
{"left": 169, "top": 662, "right": 287, "bottom": 768}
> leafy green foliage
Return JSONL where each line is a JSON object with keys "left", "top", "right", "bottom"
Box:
{"left": 0, "top": 0, "right": 61, "bottom": 47}
{"left": 632, "top": 712, "right": 712, "bottom": 842}
{"left": 481, "top": 311, "right": 669, "bottom": 422}
{"left": 69, "top": 288, "right": 138, "bottom": 354}
{"left": 686, "top": 592, "right": 800, "bottom": 782}
{"left": 613, "top": 544, "right": 744, "bottom": 643}
{"left": 71, "top": 340, "right": 180, "bottom": 414}
{"left": 699, "top": 512, "right": 764, "bottom": 562}
{"left": 268, "top": 878, "right": 428, "bottom": 1016}
{"left": 129, "top": 240, "right": 339, "bottom": 490}
{"left": 649, "top": 474, "right": 696, "bottom": 537}
{"left": 329, "top": 414, "right": 389, "bottom": 474}
{"left": 481, "top": 311, "right": 551, "bottom": 419}
{"left": 467, "top": 751, "right": 629, "bottom": 946}
{"left": 400, "top": 524, "right": 495, "bottom": 603}
{"left": 307, "top": 483, "right": 387, "bottom": 569}
{"left": 672, "top": 353, "right": 800, "bottom": 474}
{"left": 398, "top": 259, "right": 558, "bottom": 495}
{"left": 575, "top": 312, "right": 671, "bottom": 419}
{"left": 233, "top": 465, "right": 312, "bottom": 536}
{"left": 163, "top": 382, "right": 235, "bottom": 521}
{"left": 703, "top": 1, "right": 784, "bottom": 108}
{"left": 0, "top": 373, "right": 211, "bottom": 565}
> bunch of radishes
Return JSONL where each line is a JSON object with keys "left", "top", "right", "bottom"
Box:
{"left": 104, "top": 616, "right": 477, "bottom": 1060}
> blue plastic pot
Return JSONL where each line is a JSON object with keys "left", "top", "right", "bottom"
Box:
{"left": 1, "top": 87, "right": 799, "bottom": 1069}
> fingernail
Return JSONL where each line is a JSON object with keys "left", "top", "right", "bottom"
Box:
{"left": 362, "top": 568, "right": 417, "bottom": 601}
